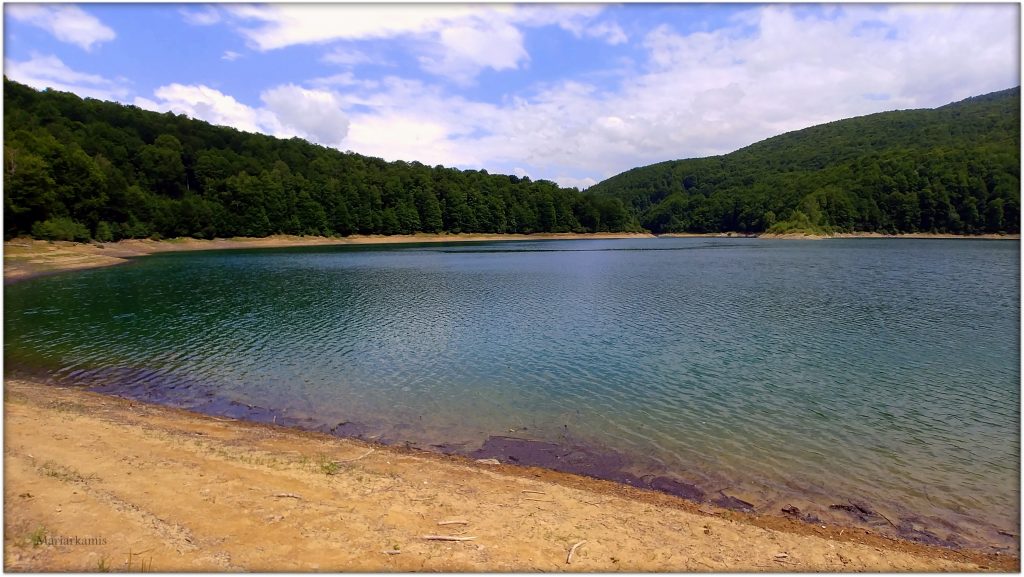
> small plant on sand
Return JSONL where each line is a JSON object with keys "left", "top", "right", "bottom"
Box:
{"left": 315, "top": 453, "right": 340, "bottom": 476}
{"left": 29, "top": 526, "right": 47, "bottom": 547}
{"left": 96, "top": 556, "right": 111, "bottom": 572}
{"left": 39, "top": 461, "right": 93, "bottom": 483}
{"left": 127, "top": 549, "right": 154, "bottom": 572}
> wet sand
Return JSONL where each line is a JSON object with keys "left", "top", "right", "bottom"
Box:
{"left": 4, "top": 378, "right": 1016, "bottom": 572}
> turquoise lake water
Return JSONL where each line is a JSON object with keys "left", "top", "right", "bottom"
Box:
{"left": 4, "top": 238, "right": 1019, "bottom": 549}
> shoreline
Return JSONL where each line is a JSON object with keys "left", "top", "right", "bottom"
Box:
{"left": 4, "top": 377, "right": 1016, "bottom": 571}
{"left": 22, "top": 365, "right": 1016, "bottom": 556}
{"left": 755, "top": 231, "right": 1020, "bottom": 240}
{"left": 5, "top": 230, "right": 1018, "bottom": 283}
{"left": 3, "top": 233, "right": 653, "bottom": 283}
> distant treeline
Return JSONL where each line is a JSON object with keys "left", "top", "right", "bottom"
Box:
{"left": 3, "top": 78, "right": 638, "bottom": 241}
{"left": 589, "top": 87, "right": 1021, "bottom": 235}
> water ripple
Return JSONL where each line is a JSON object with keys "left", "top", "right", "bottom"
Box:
{"left": 4, "top": 238, "right": 1019, "bottom": 548}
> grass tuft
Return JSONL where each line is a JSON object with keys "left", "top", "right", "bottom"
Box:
{"left": 29, "top": 526, "right": 46, "bottom": 548}
{"left": 315, "top": 453, "right": 341, "bottom": 476}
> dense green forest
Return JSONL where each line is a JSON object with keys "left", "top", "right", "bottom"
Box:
{"left": 588, "top": 87, "right": 1020, "bottom": 235}
{"left": 3, "top": 78, "right": 637, "bottom": 241}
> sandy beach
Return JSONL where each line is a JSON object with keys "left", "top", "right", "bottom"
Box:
{"left": 2, "top": 233, "right": 654, "bottom": 283}
{"left": 756, "top": 231, "right": 1020, "bottom": 240}
{"left": 6, "top": 231, "right": 1017, "bottom": 282}
{"left": 4, "top": 378, "right": 1015, "bottom": 572}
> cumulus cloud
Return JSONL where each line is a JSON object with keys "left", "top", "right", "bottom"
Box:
{"left": 135, "top": 83, "right": 350, "bottom": 147}
{"left": 418, "top": 20, "right": 528, "bottom": 84}
{"left": 6, "top": 4, "right": 115, "bottom": 50}
{"left": 321, "top": 4, "right": 1019, "bottom": 186}
{"left": 4, "top": 54, "right": 130, "bottom": 100}
{"left": 134, "top": 84, "right": 271, "bottom": 134}
{"left": 260, "top": 84, "right": 350, "bottom": 145}
{"left": 553, "top": 176, "right": 599, "bottom": 190}
{"left": 217, "top": 4, "right": 622, "bottom": 83}
{"left": 37, "top": 4, "right": 1014, "bottom": 190}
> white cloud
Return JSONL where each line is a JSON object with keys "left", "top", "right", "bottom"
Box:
{"left": 4, "top": 54, "right": 130, "bottom": 101}
{"left": 6, "top": 4, "right": 115, "bottom": 51}
{"left": 227, "top": 4, "right": 478, "bottom": 50}
{"left": 584, "top": 21, "right": 628, "bottom": 45}
{"left": 321, "top": 47, "right": 377, "bottom": 67}
{"left": 180, "top": 6, "right": 221, "bottom": 26}
{"left": 134, "top": 84, "right": 270, "bottom": 134}
{"left": 50, "top": 4, "right": 1013, "bottom": 190}
{"left": 221, "top": 50, "right": 242, "bottom": 62}
{"left": 260, "top": 85, "right": 350, "bottom": 146}
{"left": 419, "top": 20, "right": 528, "bottom": 84}
{"left": 219, "top": 4, "right": 621, "bottom": 83}
{"left": 554, "top": 176, "right": 599, "bottom": 190}
{"left": 135, "top": 83, "right": 351, "bottom": 147}
{"left": 322, "top": 4, "right": 1018, "bottom": 186}
{"left": 309, "top": 72, "right": 380, "bottom": 91}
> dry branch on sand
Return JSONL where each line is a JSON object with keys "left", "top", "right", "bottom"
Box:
{"left": 566, "top": 540, "right": 587, "bottom": 564}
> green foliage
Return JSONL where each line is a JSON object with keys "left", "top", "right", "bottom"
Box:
{"left": 30, "top": 217, "right": 91, "bottom": 241}
{"left": 95, "top": 220, "right": 113, "bottom": 242}
{"left": 3, "top": 78, "right": 638, "bottom": 241}
{"left": 590, "top": 87, "right": 1020, "bottom": 235}
{"left": 28, "top": 526, "right": 46, "bottom": 548}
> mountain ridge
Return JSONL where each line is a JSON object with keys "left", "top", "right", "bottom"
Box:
{"left": 3, "top": 78, "right": 639, "bottom": 242}
{"left": 589, "top": 87, "right": 1020, "bottom": 235}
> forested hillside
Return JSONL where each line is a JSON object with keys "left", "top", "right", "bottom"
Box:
{"left": 589, "top": 88, "right": 1020, "bottom": 235}
{"left": 3, "top": 78, "right": 637, "bottom": 241}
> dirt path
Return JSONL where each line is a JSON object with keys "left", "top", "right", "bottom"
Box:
{"left": 4, "top": 379, "right": 1014, "bottom": 572}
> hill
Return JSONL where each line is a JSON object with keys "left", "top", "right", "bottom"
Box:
{"left": 588, "top": 88, "right": 1020, "bottom": 235}
{"left": 3, "top": 78, "right": 638, "bottom": 241}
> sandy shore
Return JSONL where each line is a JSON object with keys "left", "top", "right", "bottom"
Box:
{"left": 4, "top": 378, "right": 1015, "bottom": 572}
{"left": 3, "top": 233, "right": 653, "bottom": 283}
{"left": 757, "top": 231, "right": 1020, "bottom": 240}
{"left": 6, "top": 231, "right": 1016, "bottom": 282}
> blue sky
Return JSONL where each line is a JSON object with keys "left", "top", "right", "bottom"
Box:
{"left": 4, "top": 3, "right": 1020, "bottom": 188}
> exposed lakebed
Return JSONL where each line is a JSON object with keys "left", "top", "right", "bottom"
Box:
{"left": 5, "top": 237, "right": 1019, "bottom": 551}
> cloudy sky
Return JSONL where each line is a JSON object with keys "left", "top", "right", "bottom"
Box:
{"left": 4, "top": 3, "right": 1020, "bottom": 189}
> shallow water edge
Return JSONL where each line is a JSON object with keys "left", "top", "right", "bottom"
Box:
{"left": 11, "top": 364, "right": 1016, "bottom": 556}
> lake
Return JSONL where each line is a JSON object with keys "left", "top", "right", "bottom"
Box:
{"left": 4, "top": 237, "right": 1019, "bottom": 550}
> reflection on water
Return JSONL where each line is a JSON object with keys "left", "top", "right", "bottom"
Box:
{"left": 4, "top": 237, "right": 1020, "bottom": 550}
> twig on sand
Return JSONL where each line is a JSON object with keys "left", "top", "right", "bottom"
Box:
{"left": 875, "top": 510, "right": 898, "bottom": 529}
{"left": 524, "top": 497, "right": 553, "bottom": 503}
{"left": 437, "top": 519, "right": 470, "bottom": 526}
{"left": 522, "top": 490, "right": 546, "bottom": 495}
{"left": 337, "top": 448, "right": 375, "bottom": 463}
{"left": 421, "top": 535, "right": 477, "bottom": 541}
{"left": 566, "top": 540, "right": 586, "bottom": 564}
{"left": 381, "top": 550, "right": 401, "bottom": 555}
{"left": 273, "top": 492, "right": 302, "bottom": 499}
